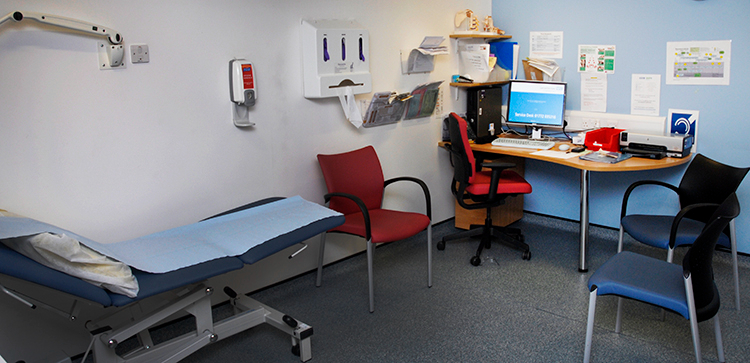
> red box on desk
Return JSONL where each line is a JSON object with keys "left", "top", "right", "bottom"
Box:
{"left": 584, "top": 128, "right": 624, "bottom": 152}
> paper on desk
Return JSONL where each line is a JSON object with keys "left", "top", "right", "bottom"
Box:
{"left": 531, "top": 150, "right": 590, "bottom": 159}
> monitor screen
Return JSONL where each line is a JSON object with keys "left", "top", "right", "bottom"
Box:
{"left": 505, "top": 80, "right": 567, "bottom": 130}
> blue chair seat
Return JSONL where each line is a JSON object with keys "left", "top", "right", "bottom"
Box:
{"left": 621, "top": 214, "right": 731, "bottom": 250}
{"left": 588, "top": 251, "right": 689, "bottom": 319}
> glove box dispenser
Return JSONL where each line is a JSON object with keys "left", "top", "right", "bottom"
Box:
{"left": 301, "top": 19, "right": 372, "bottom": 98}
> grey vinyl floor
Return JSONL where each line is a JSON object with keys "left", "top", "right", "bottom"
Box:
{"left": 148, "top": 213, "right": 750, "bottom": 362}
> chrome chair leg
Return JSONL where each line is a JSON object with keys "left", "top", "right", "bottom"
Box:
{"left": 367, "top": 240, "right": 375, "bottom": 313}
{"left": 583, "top": 289, "right": 598, "bottom": 363}
{"left": 316, "top": 233, "right": 327, "bottom": 287}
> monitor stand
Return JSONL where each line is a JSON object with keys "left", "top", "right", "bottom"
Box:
{"left": 531, "top": 127, "right": 543, "bottom": 140}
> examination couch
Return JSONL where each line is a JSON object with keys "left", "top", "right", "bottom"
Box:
{"left": 0, "top": 196, "right": 344, "bottom": 363}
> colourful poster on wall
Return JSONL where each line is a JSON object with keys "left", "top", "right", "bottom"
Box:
{"left": 666, "top": 40, "right": 731, "bottom": 85}
{"left": 578, "top": 45, "right": 615, "bottom": 74}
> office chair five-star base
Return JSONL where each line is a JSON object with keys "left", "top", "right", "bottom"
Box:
{"left": 438, "top": 210, "right": 531, "bottom": 266}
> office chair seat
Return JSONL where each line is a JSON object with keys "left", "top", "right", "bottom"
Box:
{"left": 330, "top": 208, "right": 430, "bottom": 244}
{"left": 621, "top": 214, "right": 731, "bottom": 250}
{"left": 465, "top": 170, "right": 532, "bottom": 196}
{"left": 589, "top": 251, "right": 690, "bottom": 318}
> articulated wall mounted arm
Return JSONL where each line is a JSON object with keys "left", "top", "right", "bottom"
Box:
{"left": 0, "top": 11, "right": 124, "bottom": 68}
{"left": 1, "top": 11, "right": 122, "bottom": 44}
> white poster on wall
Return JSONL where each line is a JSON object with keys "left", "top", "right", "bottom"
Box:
{"left": 530, "top": 31, "right": 563, "bottom": 59}
{"left": 666, "top": 40, "right": 731, "bottom": 85}
{"left": 581, "top": 73, "right": 607, "bottom": 112}
{"left": 631, "top": 74, "right": 661, "bottom": 116}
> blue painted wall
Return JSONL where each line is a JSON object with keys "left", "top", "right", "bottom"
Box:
{"left": 493, "top": 0, "right": 750, "bottom": 253}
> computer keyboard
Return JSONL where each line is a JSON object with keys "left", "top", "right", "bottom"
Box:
{"left": 490, "top": 138, "right": 556, "bottom": 150}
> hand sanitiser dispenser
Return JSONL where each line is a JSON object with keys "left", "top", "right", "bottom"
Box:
{"left": 229, "top": 59, "right": 256, "bottom": 127}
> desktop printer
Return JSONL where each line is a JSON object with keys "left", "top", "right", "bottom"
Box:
{"left": 619, "top": 131, "right": 693, "bottom": 158}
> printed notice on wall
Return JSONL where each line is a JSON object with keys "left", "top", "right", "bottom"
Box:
{"left": 631, "top": 74, "right": 661, "bottom": 116}
{"left": 666, "top": 40, "right": 731, "bottom": 85}
{"left": 578, "top": 45, "right": 615, "bottom": 74}
{"left": 581, "top": 73, "right": 607, "bottom": 112}
{"left": 530, "top": 31, "right": 563, "bottom": 59}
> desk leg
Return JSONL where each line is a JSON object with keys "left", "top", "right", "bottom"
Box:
{"left": 579, "top": 170, "right": 590, "bottom": 273}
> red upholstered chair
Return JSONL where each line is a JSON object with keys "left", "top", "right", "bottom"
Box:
{"left": 438, "top": 113, "right": 531, "bottom": 266}
{"left": 316, "top": 146, "right": 432, "bottom": 313}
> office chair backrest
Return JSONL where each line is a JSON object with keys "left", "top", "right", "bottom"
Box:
{"left": 317, "top": 146, "right": 385, "bottom": 215}
{"left": 683, "top": 193, "right": 740, "bottom": 321}
{"left": 678, "top": 154, "right": 749, "bottom": 223}
{"left": 448, "top": 113, "right": 476, "bottom": 186}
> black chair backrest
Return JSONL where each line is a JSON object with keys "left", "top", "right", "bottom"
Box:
{"left": 448, "top": 113, "right": 474, "bottom": 191}
{"left": 679, "top": 154, "right": 749, "bottom": 222}
{"left": 683, "top": 193, "right": 740, "bottom": 321}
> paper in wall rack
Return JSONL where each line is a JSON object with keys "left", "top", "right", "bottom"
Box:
{"left": 404, "top": 81, "right": 443, "bottom": 120}
{"left": 362, "top": 92, "right": 411, "bottom": 128}
{"left": 400, "top": 36, "right": 448, "bottom": 74}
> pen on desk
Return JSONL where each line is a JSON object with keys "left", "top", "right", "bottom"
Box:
{"left": 598, "top": 150, "right": 619, "bottom": 158}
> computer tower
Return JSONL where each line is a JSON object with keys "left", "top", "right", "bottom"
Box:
{"left": 466, "top": 85, "right": 506, "bottom": 143}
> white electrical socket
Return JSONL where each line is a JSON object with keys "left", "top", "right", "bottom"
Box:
{"left": 130, "top": 44, "right": 150, "bottom": 64}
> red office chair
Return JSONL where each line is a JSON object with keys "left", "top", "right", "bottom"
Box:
{"left": 438, "top": 113, "right": 531, "bottom": 266}
{"left": 316, "top": 146, "right": 432, "bottom": 313}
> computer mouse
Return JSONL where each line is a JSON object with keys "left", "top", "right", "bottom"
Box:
{"left": 558, "top": 144, "right": 570, "bottom": 151}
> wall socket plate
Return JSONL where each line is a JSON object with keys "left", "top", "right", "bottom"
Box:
{"left": 130, "top": 44, "right": 150, "bottom": 64}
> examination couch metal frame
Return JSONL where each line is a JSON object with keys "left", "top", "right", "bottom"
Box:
{"left": 0, "top": 197, "right": 344, "bottom": 363}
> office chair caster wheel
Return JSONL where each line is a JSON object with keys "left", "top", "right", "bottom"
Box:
{"left": 522, "top": 250, "right": 531, "bottom": 260}
{"left": 470, "top": 256, "right": 481, "bottom": 266}
{"left": 437, "top": 240, "right": 445, "bottom": 250}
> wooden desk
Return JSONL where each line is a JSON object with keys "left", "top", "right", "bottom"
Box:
{"left": 440, "top": 139, "right": 691, "bottom": 272}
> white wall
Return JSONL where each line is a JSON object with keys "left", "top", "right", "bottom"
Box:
{"left": 494, "top": 0, "right": 750, "bottom": 253}
{"left": 0, "top": 1, "right": 491, "bottom": 361}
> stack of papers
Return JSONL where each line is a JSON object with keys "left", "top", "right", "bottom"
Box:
{"left": 417, "top": 36, "right": 448, "bottom": 55}
{"left": 527, "top": 58, "right": 560, "bottom": 77}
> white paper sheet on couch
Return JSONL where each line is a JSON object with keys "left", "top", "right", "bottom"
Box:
{"left": 0, "top": 196, "right": 341, "bottom": 273}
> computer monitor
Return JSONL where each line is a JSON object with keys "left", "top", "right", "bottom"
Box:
{"left": 505, "top": 80, "right": 567, "bottom": 139}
